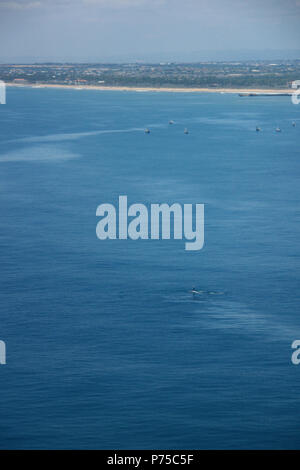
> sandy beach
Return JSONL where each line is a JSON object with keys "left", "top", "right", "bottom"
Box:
{"left": 6, "top": 82, "right": 293, "bottom": 95}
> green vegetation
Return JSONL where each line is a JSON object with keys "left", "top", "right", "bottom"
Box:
{"left": 1, "top": 61, "right": 299, "bottom": 89}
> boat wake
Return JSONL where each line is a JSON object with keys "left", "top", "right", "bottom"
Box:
{"left": 4, "top": 127, "right": 146, "bottom": 144}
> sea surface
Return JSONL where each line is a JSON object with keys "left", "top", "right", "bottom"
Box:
{"left": 0, "top": 87, "right": 299, "bottom": 449}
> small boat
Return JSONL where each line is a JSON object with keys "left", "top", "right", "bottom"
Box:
{"left": 184, "top": 128, "right": 189, "bottom": 134}
{"left": 256, "top": 126, "right": 261, "bottom": 132}
{"left": 275, "top": 127, "right": 281, "bottom": 133}
{"left": 169, "top": 120, "right": 174, "bottom": 125}
{"left": 191, "top": 287, "right": 203, "bottom": 297}
{"left": 292, "top": 121, "right": 296, "bottom": 127}
{"left": 145, "top": 128, "right": 150, "bottom": 134}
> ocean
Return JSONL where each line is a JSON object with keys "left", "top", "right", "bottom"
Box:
{"left": 0, "top": 87, "right": 299, "bottom": 449}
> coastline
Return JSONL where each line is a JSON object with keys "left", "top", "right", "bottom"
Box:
{"left": 6, "top": 82, "right": 293, "bottom": 95}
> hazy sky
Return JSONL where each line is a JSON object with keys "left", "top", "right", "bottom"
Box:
{"left": 1, "top": 0, "right": 300, "bottom": 62}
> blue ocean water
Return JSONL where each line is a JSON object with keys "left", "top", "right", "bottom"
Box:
{"left": 0, "top": 87, "right": 299, "bottom": 449}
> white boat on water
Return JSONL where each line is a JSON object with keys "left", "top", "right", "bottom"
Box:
{"left": 190, "top": 287, "right": 204, "bottom": 296}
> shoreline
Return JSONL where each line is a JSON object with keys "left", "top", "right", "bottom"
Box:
{"left": 6, "top": 82, "right": 293, "bottom": 95}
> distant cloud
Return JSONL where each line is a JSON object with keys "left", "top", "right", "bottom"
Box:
{"left": 1, "top": 0, "right": 299, "bottom": 12}
{"left": 0, "top": 0, "right": 299, "bottom": 62}
{"left": 83, "top": 0, "right": 165, "bottom": 7}
{"left": 0, "top": 0, "right": 165, "bottom": 9}
{"left": 0, "top": 0, "right": 41, "bottom": 9}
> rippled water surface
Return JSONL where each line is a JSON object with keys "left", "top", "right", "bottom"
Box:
{"left": 0, "top": 88, "right": 299, "bottom": 449}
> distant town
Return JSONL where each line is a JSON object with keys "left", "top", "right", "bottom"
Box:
{"left": 1, "top": 60, "right": 300, "bottom": 89}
